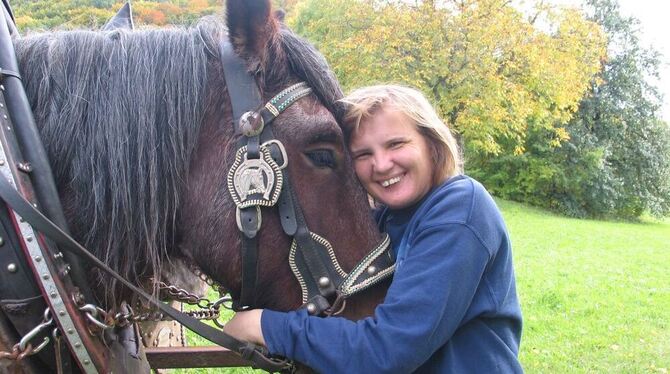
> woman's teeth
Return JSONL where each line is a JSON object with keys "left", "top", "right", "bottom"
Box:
{"left": 381, "top": 176, "right": 401, "bottom": 187}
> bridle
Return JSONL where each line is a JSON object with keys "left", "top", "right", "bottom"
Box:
{"left": 0, "top": 36, "right": 394, "bottom": 373}
{"left": 221, "top": 40, "right": 394, "bottom": 316}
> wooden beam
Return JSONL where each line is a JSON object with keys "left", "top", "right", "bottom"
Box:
{"left": 145, "top": 346, "right": 252, "bottom": 369}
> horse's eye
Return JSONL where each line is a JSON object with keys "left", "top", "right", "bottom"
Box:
{"left": 305, "top": 149, "right": 336, "bottom": 169}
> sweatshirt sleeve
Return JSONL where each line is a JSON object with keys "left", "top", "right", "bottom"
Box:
{"left": 261, "top": 222, "right": 492, "bottom": 373}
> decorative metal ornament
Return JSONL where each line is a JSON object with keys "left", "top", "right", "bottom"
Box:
{"left": 238, "top": 111, "right": 264, "bottom": 137}
{"left": 227, "top": 141, "right": 287, "bottom": 210}
{"left": 235, "top": 158, "right": 275, "bottom": 201}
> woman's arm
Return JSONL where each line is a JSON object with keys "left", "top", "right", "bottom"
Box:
{"left": 223, "top": 309, "right": 264, "bottom": 345}
{"left": 225, "top": 223, "right": 492, "bottom": 373}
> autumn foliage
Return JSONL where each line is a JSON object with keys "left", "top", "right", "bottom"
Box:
{"left": 289, "top": 0, "right": 606, "bottom": 158}
{"left": 10, "top": 0, "right": 670, "bottom": 218}
{"left": 12, "top": 0, "right": 221, "bottom": 30}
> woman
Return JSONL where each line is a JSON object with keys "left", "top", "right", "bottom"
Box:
{"left": 224, "top": 85, "right": 523, "bottom": 373}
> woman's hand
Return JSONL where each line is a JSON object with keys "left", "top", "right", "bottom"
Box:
{"left": 222, "top": 309, "right": 266, "bottom": 346}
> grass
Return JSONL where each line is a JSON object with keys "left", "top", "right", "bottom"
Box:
{"left": 498, "top": 199, "right": 670, "bottom": 373}
{"left": 175, "top": 199, "right": 670, "bottom": 373}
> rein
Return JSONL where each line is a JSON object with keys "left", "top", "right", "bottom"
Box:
{"left": 0, "top": 174, "right": 291, "bottom": 372}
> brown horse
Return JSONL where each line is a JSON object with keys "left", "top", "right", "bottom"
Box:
{"left": 8, "top": 0, "right": 387, "bottom": 364}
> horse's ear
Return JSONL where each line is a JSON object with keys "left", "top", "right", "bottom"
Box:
{"left": 226, "top": 0, "right": 279, "bottom": 71}
{"left": 275, "top": 9, "right": 286, "bottom": 23}
{"left": 102, "top": 2, "right": 134, "bottom": 31}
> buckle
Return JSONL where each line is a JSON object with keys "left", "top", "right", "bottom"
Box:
{"left": 236, "top": 206, "right": 262, "bottom": 236}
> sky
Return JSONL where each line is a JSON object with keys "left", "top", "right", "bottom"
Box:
{"left": 550, "top": 0, "right": 670, "bottom": 122}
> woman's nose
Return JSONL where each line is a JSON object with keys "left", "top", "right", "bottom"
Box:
{"left": 373, "top": 152, "right": 393, "bottom": 174}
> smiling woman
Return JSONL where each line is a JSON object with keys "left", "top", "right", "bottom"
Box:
{"left": 223, "top": 84, "right": 524, "bottom": 373}
{"left": 349, "top": 108, "right": 436, "bottom": 209}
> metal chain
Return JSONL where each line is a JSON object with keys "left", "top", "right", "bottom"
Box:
{"left": 2, "top": 273, "right": 233, "bottom": 361}
{"left": 158, "top": 281, "right": 211, "bottom": 308}
{"left": 0, "top": 308, "right": 53, "bottom": 362}
{"left": 76, "top": 281, "right": 234, "bottom": 330}
{"left": 0, "top": 343, "right": 35, "bottom": 361}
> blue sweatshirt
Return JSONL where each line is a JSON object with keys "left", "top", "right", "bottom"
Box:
{"left": 262, "top": 175, "right": 523, "bottom": 373}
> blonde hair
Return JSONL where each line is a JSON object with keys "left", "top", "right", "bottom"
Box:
{"left": 341, "top": 85, "right": 463, "bottom": 184}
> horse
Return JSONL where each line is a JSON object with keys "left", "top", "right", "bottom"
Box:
{"left": 1, "top": 0, "right": 391, "bottom": 372}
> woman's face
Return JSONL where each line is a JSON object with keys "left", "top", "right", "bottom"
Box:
{"left": 349, "top": 109, "right": 434, "bottom": 210}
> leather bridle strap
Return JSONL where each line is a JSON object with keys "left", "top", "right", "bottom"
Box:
{"left": 0, "top": 175, "right": 292, "bottom": 373}
{"left": 221, "top": 39, "right": 395, "bottom": 316}
{"left": 220, "top": 42, "right": 261, "bottom": 127}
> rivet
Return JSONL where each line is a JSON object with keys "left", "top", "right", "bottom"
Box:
{"left": 0, "top": 159, "right": 4, "bottom": 166}
{"left": 17, "top": 162, "right": 32, "bottom": 172}
{"left": 42, "top": 274, "right": 50, "bottom": 280}
{"left": 0, "top": 102, "right": 4, "bottom": 107}
{"left": 318, "top": 277, "right": 330, "bottom": 287}
{"left": 19, "top": 217, "right": 24, "bottom": 222}
{"left": 367, "top": 266, "right": 377, "bottom": 275}
{"left": 53, "top": 252, "right": 63, "bottom": 259}
{"left": 306, "top": 303, "right": 317, "bottom": 314}
{"left": 67, "top": 328, "right": 74, "bottom": 334}
{"left": 0, "top": 85, "right": 4, "bottom": 91}
{"left": 72, "top": 291, "right": 85, "bottom": 305}
{"left": 50, "top": 292, "right": 58, "bottom": 298}
{"left": 26, "top": 236, "right": 33, "bottom": 242}
{"left": 58, "top": 310, "right": 66, "bottom": 316}
{"left": 0, "top": 236, "right": 4, "bottom": 246}
{"left": 83, "top": 359, "right": 90, "bottom": 365}
{"left": 34, "top": 255, "right": 42, "bottom": 262}
{"left": 7, "top": 263, "right": 17, "bottom": 273}
{"left": 74, "top": 342, "right": 81, "bottom": 348}
{"left": 2, "top": 115, "right": 6, "bottom": 120}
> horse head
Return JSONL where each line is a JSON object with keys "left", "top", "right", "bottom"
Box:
{"left": 13, "top": 0, "right": 389, "bottom": 322}
{"left": 178, "top": 0, "right": 390, "bottom": 318}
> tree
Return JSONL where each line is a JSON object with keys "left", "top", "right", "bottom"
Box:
{"left": 289, "top": 0, "right": 605, "bottom": 159}
{"left": 477, "top": 0, "right": 670, "bottom": 218}
{"left": 559, "top": 0, "right": 670, "bottom": 217}
{"left": 12, "top": 0, "right": 221, "bottom": 30}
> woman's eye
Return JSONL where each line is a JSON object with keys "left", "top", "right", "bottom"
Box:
{"left": 305, "top": 150, "right": 337, "bottom": 169}
{"left": 353, "top": 152, "right": 370, "bottom": 161}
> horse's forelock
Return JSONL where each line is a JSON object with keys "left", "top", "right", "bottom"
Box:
{"left": 282, "top": 28, "right": 343, "bottom": 114}
{"left": 258, "top": 27, "right": 344, "bottom": 122}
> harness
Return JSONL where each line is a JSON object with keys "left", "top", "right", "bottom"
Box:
{"left": 221, "top": 41, "right": 394, "bottom": 315}
{"left": 0, "top": 26, "right": 395, "bottom": 374}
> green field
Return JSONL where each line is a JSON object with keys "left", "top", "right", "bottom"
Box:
{"left": 178, "top": 199, "right": 670, "bottom": 373}
{"left": 500, "top": 199, "right": 670, "bottom": 373}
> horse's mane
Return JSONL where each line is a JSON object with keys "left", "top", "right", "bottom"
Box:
{"left": 11, "top": 16, "right": 343, "bottom": 304}
{"left": 277, "top": 27, "right": 344, "bottom": 121}
{"left": 14, "top": 20, "right": 223, "bottom": 302}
